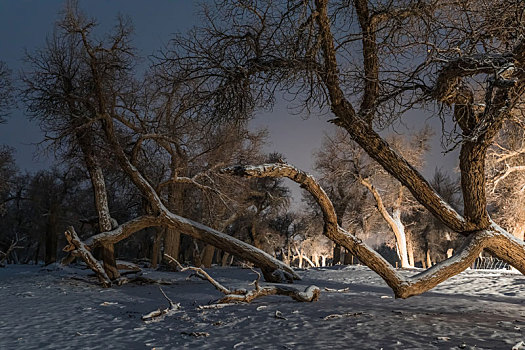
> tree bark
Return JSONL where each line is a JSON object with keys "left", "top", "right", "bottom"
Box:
{"left": 164, "top": 227, "right": 181, "bottom": 263}
{"left": 343, "top": 249, "right": 353, "bottom": 265}
{"left": 83, "top": 212, "right": 299, "bottom": 282}
{"left": 64, "top": 226, "right": 111, "bottom": 287}
{"left": 221, "top": 252, "right": 230, "bottom": 266}
{"left": 407, "top": 231, "right": 415, "bottom": 267}
{"left": 163, "top": 161, "right": 184, "bottom": 265}
{"left": 353, "top": 0, "right": 379, "bottom": 125}
{"left": 426, "top": 249, "right": 432, "bottom": 268}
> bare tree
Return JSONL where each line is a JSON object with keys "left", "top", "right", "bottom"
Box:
{"left": 22, "top": 6, "right": 123, "bottom": 279}
{"left": 487, "top": 121, "right": 525, "bottom": 241}
{"left": 164, "top": 0, "right": 525, "bottom": 297}
{"left": 315, "top": 129, "right": 430, "bottom": 267}
{"left": 30, "top": 3, "right": 298, "bottom": 285}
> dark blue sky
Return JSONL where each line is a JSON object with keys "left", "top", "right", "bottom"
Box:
{"left": 0, "top": 0, "right": 457, "bottom": 188}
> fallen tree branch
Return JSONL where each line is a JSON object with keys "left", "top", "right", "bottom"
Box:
{"left": 82, "top": 212, "right": 299, "bottom": 283}
{"left": 63, "top": 226, "right": 111, "bottom": 287}
{"left": 164, "top": 254, "right": 320, "bottom": 303}
{"left": 116, "top": 260, "right": 141, "bottom": 272}
{"left": 141, "top": 286, "right": 181, "bottom": 323}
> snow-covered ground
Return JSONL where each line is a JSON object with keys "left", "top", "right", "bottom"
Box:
{"left": 0, "top": 264, "right": 523, "bottom": 349}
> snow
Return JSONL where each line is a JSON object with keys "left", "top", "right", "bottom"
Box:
{"left": 0, "top": 264, "right": 524, "bottom": 349}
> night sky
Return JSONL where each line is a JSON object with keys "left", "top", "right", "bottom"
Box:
{"left": 0, "top": 1, "right": 458, "bottom": 200}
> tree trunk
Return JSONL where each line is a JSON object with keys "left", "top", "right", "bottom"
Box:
{"left": 407, "top": 233, "right": 415, "bottom": 267}
{"left": 79, "top": 135, "right": 119, "bottom": 280}
{"left": 359, "top": 178, "right": 411, "bottom": 267}
{"left": 333, "top": 244, "right": 341, "bottom": 265}
{"left": 151, "top": 227, "right": 163, "bottom": 269}
{"left": 295, "top": 246, "right": 303, "bottom": 268}
{"left": 164, "top": 227, "right": 181, "bottom": 263}
{"left": 282, "top": 247, "right": 290, "bottom": 266}
{"left": 392, "top": 209, "right": 410, "bottom": 268}
{"left": 343, "top": 249, "right": 353, "bottom": 265}
{"left": 201, "top": 245, "right": 215, "bottom": 268}
{"left": 221, "top": 252, "right": 230, "bottom": 266}
{"left": 426, "top": 249, "right": 432, "bottom": 268}
{"left": 313, "top": 252, "right": 320, "bottom": 267}
{"left": 34, "top": 240, "right": 41, "bottom": 265}
{"left": 44, "top": 205, "right": 58, "bottom": 265}
{"left": 224, "top": 163, "right": 525, "bottom": 297}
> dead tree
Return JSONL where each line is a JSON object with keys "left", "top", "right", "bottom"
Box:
{"left": 22, "top": 6, "right": 120, "bottom": 278}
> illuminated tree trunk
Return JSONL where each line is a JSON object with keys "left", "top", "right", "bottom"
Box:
{"left": 426, "top": 249, "right": 432, "bottom": 268}
{"left": 407, "top": 231, "right": 415, "bottom": 267}
{"left": 224, "top": 163, "right": 525, "bottom": 297}
{"left": 80, "top": 138, "right": 119, "bottom": 281}
{"left": 359, "top": 178, "right": 411, "bottom": 268}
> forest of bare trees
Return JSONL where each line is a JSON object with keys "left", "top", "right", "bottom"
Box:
{"left": 1, "top": 0, "right": 525, "bottom": 300}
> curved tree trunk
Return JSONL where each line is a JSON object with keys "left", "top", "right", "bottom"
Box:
{"left": 223, "top": 163, "right": 525, "bottom": 298}
{"left": 82, "top": 210, "right": 300, "bottom": 283}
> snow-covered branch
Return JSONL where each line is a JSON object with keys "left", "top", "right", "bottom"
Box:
{"left": 164, "top": 254, "right": 320, "bottom": 303}
{"left": 64, "top": 226, "right": 111, "bottom": 287}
